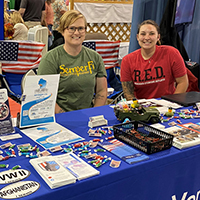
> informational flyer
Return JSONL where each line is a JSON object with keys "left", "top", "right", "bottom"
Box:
{"left": 21, "top": 123, "right": 84, "bottom": 149}
{"left": 164, "top": 122, "right": 200, "bottom": 149}
{"left": 99, "top": 139, "right": 149, "bottom": 164}
{"left": 56, "top": 153, "right": 100, "bottom": 180}
{"left": 20, "top": 74, "right": 60, "bottom": 128}
{"left": 29, "top": 156, "right": 76, "bottom": 189}
{"left": 0, "top": 88, "right": 14, "bottom": 135}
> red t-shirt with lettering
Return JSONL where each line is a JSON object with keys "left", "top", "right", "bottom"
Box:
{"left": 120, "top": 45, "right": 187, "bottom": 99}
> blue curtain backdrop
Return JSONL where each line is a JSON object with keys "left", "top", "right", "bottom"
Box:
{"left": 129, "top": 0, "right": 200, "bottom": 65}
{"left": 0, "top": 1, "right": 3, "bottom": 40}
{"left": 180, "top": 0, "right": 200, "bottom": 64}
{"left": 129, "top": 0, "right": 168, "bottom": 53}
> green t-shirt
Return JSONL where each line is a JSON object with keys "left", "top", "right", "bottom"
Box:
{"left": 9, "top": 0, "right": 15, "bottom": 9}
{"left": 38, "top": 45, "right": 107, "bottom": 112}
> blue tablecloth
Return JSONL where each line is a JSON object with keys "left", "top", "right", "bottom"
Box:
{"left": 0, "top": 105, "right": 200, "bottom": 200}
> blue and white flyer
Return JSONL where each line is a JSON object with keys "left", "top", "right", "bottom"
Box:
{"left": 21, "top": 123, "right": 84, "bottom": 149}
{"left": 0, "top": 88, "right": 14, "bottom": 135}
{"left": 20, "top": 74, "right": 60, "bottom": 128}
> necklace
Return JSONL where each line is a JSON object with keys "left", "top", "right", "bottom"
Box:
{"left": 141, "top": 54, "right": 153, "bottom": 64}
{"left": 141, "top": 54, "right": 152, "bottom": 63}
{"left": 141, "top": 49, "right": 155, "bottom": 62}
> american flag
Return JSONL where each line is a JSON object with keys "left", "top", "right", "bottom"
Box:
{"left": 82, "top": 40, "right": 120, "bottom": 69}
{"left": 0, "top": 40, "right": 45, "bottom": 74}
{"left": 103, "top": 139, "right": 124, "bottom": 151}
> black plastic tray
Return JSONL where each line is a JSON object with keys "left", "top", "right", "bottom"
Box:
{"left": 113, "top": 121, "right": 174, "bottom": 154}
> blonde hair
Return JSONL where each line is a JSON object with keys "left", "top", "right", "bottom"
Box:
{"left": 10, "top": 11, "right": 25, "bottom": 26}
{"left": 4, "top": 12, "right": 10, "bottom": 23}
{"left": 4, "top": 1, "right": 8, "bottom": 12}
{"left": 57, "top": 10, "right": 87, "bottom": 34}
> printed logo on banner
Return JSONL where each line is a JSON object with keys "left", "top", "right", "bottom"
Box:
{"left": 172, "top": 190, "right": 200, "bottom": 200}
{"left": 0, "top": 181, "right": 40, "bottom": 199}
{"left": 0, "top": 169, "right": 30, "bottom": 184}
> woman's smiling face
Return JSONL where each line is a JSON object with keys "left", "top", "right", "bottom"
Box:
{"left": 137, "top": 24, "right": 160, "bottom": 51}
{"left": 63, "top": 18, "right": 86, "bottom": 48}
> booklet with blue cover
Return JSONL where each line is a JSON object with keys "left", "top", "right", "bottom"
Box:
{"left": 98, "top": 139, "right": 149, "bottom": 164}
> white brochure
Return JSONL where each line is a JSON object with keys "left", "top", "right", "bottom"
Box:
{"left": 21, "top": 122, "right": 84, "bottom": 149}
{"left": 20, "top": 74, "right": 60, "bottom": 128}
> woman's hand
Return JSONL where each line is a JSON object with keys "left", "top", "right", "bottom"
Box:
{"left": 93, "top": 77, "right": 107, "bottom": 107}
{"left": 55, "top": 103, "right": 65, "bottom": 114}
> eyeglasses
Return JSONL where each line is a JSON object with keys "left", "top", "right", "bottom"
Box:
{"left": 66, "top": 26, "right": 86, "bottom": 33}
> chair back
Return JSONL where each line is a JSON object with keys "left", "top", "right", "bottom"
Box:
{"left": 28, "top": 25, "right": 48, "bottom": 56}
{"left": 21, "top": 67, "right": 38, "bottom": 94}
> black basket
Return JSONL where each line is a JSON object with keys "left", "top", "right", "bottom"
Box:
{"left": 113, "top": 121, "right": 174, "bottom": 154}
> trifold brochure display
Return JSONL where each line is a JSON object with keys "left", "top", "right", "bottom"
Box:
{"left": 0, "top": 88, "right": 14, "bottom": 135}
{"left": 19, "top": 74, "right": 60, "bottom": 128}
{"left": 164, "top": 122, "right": 200, "bottom": 149}
{"left": 30, "top": 153, "right": 100, "bottom": 189}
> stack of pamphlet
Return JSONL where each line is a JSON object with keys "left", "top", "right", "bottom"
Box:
{"left": 30, "top": 153, "right": 100, "bottom": 189}
{"left": 56, "top": 153, "right": 100, "bottom": 180}
{"left": 164, "top": 122, "right": 200, "bottom": 149}
{"left": 30, "top": 156, "right": 76, "bottom": 189}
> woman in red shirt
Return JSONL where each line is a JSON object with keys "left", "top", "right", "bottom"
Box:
{"left": 120, "top": 19, "right": 189, "bottom": 100}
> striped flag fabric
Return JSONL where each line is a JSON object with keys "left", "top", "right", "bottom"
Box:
{"left": 82, "top": 40, "right": 120, "bottom": 69}
{"left": 0, "top": 40, "right": 45, "bottom": 74}
{"left": 102, "top": 139, "right": 124, "bottom": 152}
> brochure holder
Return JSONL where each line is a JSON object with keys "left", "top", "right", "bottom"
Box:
{"left": 88, "top": 115, "right": 108, "bottom": 128}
